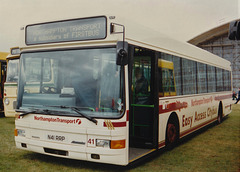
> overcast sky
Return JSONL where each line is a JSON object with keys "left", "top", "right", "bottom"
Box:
{"left": 0, "top": 0, "right": 239, "bottom": 52}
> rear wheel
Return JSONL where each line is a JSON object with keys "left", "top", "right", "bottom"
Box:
{"left": 217, "top": 103, "right": 223, "bottom": 124}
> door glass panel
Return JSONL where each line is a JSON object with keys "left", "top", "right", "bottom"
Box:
{"left": 130, "top": 47, "right": 154, "bottom": 148}
{"left": 132, "top": 56, "right": 151, "bottom": 105}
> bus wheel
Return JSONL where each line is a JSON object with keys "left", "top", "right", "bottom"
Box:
{"left": 166, "top": 121, "right": 179, "bottom": 149}
{"left": 217, "top": 103, "right": 223, "bottom": 124}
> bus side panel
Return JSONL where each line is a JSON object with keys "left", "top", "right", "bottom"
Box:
{"left": 158, "top": 112, "right": 170, "bottom": 147}
{"left": 158, "top": 92, "right": 232, "bottom": 147}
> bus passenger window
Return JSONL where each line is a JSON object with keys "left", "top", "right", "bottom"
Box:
{"left": 158, "top": 59, "right": 176, "bottom": 97}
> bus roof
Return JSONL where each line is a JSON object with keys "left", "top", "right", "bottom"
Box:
{"left": 0, "top": 52, "right": 8, "bottom": 61}
{"left": 20, "top": 15, "right": 231, "bottom": 71}
{"left": 120, "top": 18, "right": 231, "bottom": 70}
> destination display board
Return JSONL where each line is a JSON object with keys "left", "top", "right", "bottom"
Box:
{"left": 26, "top": 16, "right": 107, "bottom": 45}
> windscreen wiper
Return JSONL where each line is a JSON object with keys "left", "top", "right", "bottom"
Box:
{"left": 47, "top": 105, "right": 98, "bottom": 125}
{"left": 71, "top": 107, "right": 98, "bottom": 125}
{"left": 17, "top": 108, "right": 56, "bottom": 117}
{"left": 18, "top": 109, "right": 38, "bottom": 117}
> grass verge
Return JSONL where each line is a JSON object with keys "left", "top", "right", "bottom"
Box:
{"left": 0, "top": 105, "right": 239, "bottom": 171}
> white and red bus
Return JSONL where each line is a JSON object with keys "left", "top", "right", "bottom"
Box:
{"left": 15, "top": 15, "right": 232, "bottom": 165}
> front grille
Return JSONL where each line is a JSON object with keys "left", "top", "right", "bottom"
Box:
{"left": 44, "top": 148, "right": 68, "bottom": 156}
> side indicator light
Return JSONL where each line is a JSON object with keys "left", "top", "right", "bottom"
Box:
{"left": 14, "top": 129, "right": 18, "bottom": 136}
{"left": 111, "top": 139, "right": 126, "bottom": 149}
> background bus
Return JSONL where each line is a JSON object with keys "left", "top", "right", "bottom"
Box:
{"left": 15, "top": 15, "right": 232, "bottom": 166}
{"left": 4, "top": 47, "right": 20, "bottom": 117}
{"left": 0, "top": 52, "right": 8, "bottom": 117}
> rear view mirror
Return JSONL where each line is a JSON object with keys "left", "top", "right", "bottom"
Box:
{"left": 228, "top": 20, "right": 240, "bottom": 40}
{"left": 116, "top": 41, "right": 128, "bottom": 66}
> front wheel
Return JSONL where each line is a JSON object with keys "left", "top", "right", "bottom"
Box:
{"left": 165, "top": 121, "right": 179, "bottom": 149}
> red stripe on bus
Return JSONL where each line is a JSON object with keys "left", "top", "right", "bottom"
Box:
{"left": 225, "top": 104, "right": 231, "bottom": 109}
{"left": 126, "top": 110, "right": 129, "bottom": 121}
{"left": 180, "top": 117, "right": 217, "bottom": 138}
{"left": 113, "top": 122, "right": 126, "bottom": 127}
{"left": 158, "top": 141, "right": 165, "bottom": 148}
{"left": 158, "top": 118, "right": 217, "bottom": 149}
{"left": 159, "top": 101, "right": 188, "bottom": 113}
{"left": 214, "top": 94, "right": 232, "bottom": 101}
{"left": 103, "top": 121, "right": 126, "bottom": 127}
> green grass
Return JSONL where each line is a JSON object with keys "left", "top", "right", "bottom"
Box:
{"left": 0, "top": 105, "right": 239, "bottom": 172}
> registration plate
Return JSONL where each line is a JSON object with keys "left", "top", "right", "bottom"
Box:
{"left": 47, "top": 134, "right": 67, "bottom": 142}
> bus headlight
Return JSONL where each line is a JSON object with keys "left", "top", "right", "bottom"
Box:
{"left": 4, "top": 98, "right": 10, "bottom": 105}
{"left": 15, "top": 129, "right": 25, "bottom": 137}
{"left": 96, "top": 139, "right": 110, "bottom": 148}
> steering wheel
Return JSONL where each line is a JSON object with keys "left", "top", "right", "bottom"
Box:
{"left": 42, "top": 86, "right": 57, "bottom": 93}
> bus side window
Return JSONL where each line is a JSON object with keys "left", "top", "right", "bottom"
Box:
{"left": 169, "top": 69, "right": 175, "bottom": 92}
{"left": 163, "top": 69, "right": 175, "bottom": 93}
{"left": 162, "top": 69, "right": 168, "bottom": 92}
{"left": 158, "top": 59, "right": 176, "bottom": 97}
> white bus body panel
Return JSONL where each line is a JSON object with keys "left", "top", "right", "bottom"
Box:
{"left": 158, "top": 92, "right": 232, "bottom": 146}
{"left": 15, "top": 114, "right": 129, "bottom": 165}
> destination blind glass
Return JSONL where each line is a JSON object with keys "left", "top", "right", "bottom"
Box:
{"left": 26, "top": 16, "right": 107, "bottom": 45}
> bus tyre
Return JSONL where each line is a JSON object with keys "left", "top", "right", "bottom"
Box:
{"left": 165, "top": 121, "right": 179, "bottom": 150}
{"left": 217, "top": 103, "right": 223, "bottom": 124}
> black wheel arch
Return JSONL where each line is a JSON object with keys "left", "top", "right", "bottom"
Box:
{"left": 167, "top": 112, "right": 180, "bottom": 131}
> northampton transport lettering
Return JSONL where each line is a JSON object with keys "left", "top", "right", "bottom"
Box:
{"left": 34, "top": 116, "right": 81, "bottom": 125}
{"left": 36, "top": 24, "right": 102, "bottom": 41}
{"left": 191, "top": 97, "right": 213, "bottom": 106}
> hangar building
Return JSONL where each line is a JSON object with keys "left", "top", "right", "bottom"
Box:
{"left": 189, "top": 23, "right": 240, "bottom": 92}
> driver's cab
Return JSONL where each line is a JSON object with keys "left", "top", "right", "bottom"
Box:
{"left": 23, "top": 58, "right": 55, "bottom": 94}
{"left": 21, "top": 58, "right": 76, "bottom": 107}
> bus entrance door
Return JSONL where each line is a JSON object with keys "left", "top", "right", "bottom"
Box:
{"left": 130, "top": 54, "right": 156, "bottom": 149}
